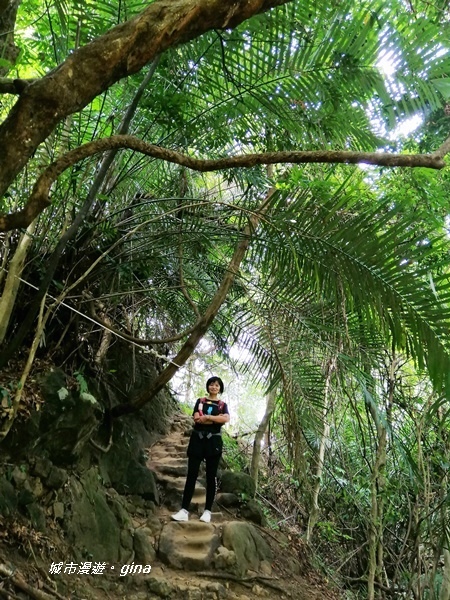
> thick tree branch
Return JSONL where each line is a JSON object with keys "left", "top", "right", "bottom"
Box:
{"left": 0, "top": 134, "right": 447, "bottom": 232}
{"left": 432, "top": 134, "right": 450, "bottom": 159}
{"left": 0, "top": 77, "right": 34, "bottom": 94}
{"left": 0, "top": 0, "right": 21, "bottom": 77}
{"left": 0, "top": 0, "right": 290, "bottom": 197}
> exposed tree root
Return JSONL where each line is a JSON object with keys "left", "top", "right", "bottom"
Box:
{"left": 195, "top": 570, "right": 292, "bottom": 596}
{"left": 0, "top": 563, "right": 57, "bottom": 600}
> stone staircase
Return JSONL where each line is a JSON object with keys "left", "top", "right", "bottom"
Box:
{"left": 138, "top": 412, "right": 306, "bottom": 599}
{"left": 147, "top": 414, "right": 203, "bottom": 509}
{"left": 147, "top": 412, "right": 225, "bottom": 571}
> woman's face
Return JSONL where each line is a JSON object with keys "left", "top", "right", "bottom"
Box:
{"left": 208, "top": 380, "right": 221, "bottom": 395}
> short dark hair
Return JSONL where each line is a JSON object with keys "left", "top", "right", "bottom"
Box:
{"left": 206, "top": 376, "right": 224, "bottom": 394}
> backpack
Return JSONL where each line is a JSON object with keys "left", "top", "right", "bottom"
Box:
{"left": 198, "top": 397, "right": 225, "bottom": 416}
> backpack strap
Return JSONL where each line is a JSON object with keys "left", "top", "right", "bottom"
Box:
{"left": 198, "top": 398, "right": 225, "bottom": 414}
{"left": 197, "top": 397, "right": 207, "bottom": 416}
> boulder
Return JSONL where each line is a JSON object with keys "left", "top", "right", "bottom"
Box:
{"left": 62, "top": 468, "right": 125, "bottom": 562}
{"left": 114, "top": 460, "right": 159, "bottom": 503}
{"left": 46, "top": 465, "right": 68, "bottom": 489}
{"left": 222, "top": 521, "right": 272, "bottom": 576}
{"left": 133, "top": 527, "right": 157, "bottom": 563}
{"left": 215, "top": 492, "right": 240, "bottom": 507}
{"left": 219, "top": 470, "right": 256, "bottom": 498}
{"left": 32, "top": 456, "right": 53, "bottom": 479}
{"left": 146, "top": 577, "right": 174, "bottom": 599}
{"left": 145, "top": 514, "right": 162, "bottom": 537}
{"left": 213, "top": 545, "right": 237, "bottom": 570}
{"left": 240, "top": 499, "right": 266, "bottom": 526}
{"left": 0, "top": 477, "right": 17, "bottom": 516}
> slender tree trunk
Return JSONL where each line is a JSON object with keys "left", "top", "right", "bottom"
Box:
{"left": 367, "top": 355, "right": 396, "bottom": 600}
{"left": 94, "top": 314, "right": 113, "bottom": 366}
{"left": 440, "top": 550, "right": 450, "bottom": 600}
{"left": 0, "top": 219, "right": 37, "bottom": 344}
{"left": 306, "top": 355, "right": 337, "bottom": 543}
{"left": 368, "top": 438, "right": 386, "bottom": 600}
{"left": 0, "top": 232, "right": 11, "bottom": 288}
{"left": 438, "top": 403, "right": 450, "bottom": 600}
{"left": 250, "top": 387, "right": 276, "bottom": 490}
{"left": 0, "top": 293, "right": 46, "bottom": 440}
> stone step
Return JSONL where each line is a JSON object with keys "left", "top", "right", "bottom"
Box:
{"left": 151, "top": 459, "right": 187, "bottom": 470}
{"left": 158, "top": 521, "right": 220, "bottom": 571}
{"left": 158, "top": 506, "right": 224, "bottom": 524}
{"left": 149, "top": 446, "right": 187, "bottom": 459}
{"left": 149, "top": 455, "right": 188, "bottom": 466}
{"left": 149, "top": 462, "right": 188, "bottom": 478}
{"left": 190, "top": 511, "right": 224, "bottom": 524}
{"left": 151, "top": 442, "right": 188, "bottom": 454}
{"left": 150, "top": 442, "right": 188, "bottom": 456}
{"left": 157, "top": 475, "right": 206, "bottom": 511}
{"left": 170, "top": 418, "right": 192, "bottom": 430}
{"left": 153, "top": 472, "right": 205, "bottom": 495}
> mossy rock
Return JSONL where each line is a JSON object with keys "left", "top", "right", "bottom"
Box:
{"left": 240, "top": 499, "right": 266, "bottom": 526}
{"left": 0, "top": 477, "right": 17, "bottom": 516}
{"left": 63, "top": 468, "right": 123, "bottom": 562}
{"left": 222, "top": 521, "right": 272, "bottom": 576}
{"left": 219, "top": 470, "right": 256, "bottom": 498}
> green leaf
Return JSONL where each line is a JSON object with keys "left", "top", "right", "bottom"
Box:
{"left": 431, "top": 78, "right": 450, "bottom": 99}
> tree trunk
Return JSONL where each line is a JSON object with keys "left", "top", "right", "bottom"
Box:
{"left": 367, "top": 356, "right": 396, "bottom": 600}
{"left": 438, "top": 402, "right": 450, "bottom": 600}
{"left": 250, "top": 387, "right": 276, "bottom": 490}
{"left": 306, "top": 355, "right": 337, "bottom": 543}
{"left": 0, "top": 218, "right": 36, "bottom": 344}
{"left": 0, "top": 0, "right": 21, "bottom": 76}
{"left": 0, "top": 293, "right": 46, "bottom": 440}
{"left": 440, "top": 550, "right": 450, "bottom": 600}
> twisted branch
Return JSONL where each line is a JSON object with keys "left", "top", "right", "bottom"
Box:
{"left": 1, "top": 134, "right": 448, "bottom": 232}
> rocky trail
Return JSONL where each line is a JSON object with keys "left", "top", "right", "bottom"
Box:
{"left": 131, "top": 412, "right": 339, "bottom": 599}
{"left": 0, "top": 411, "right": 340, "bottom": 600}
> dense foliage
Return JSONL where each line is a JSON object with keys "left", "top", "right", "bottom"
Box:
{"left": 1, "top": 0, "right": 450, "bottom": 597}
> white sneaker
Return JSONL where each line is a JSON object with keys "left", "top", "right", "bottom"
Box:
{"left": 171, "top": 509, "right": 189, "bottom": 522}
{"left": 199, "top": 510, "right": 211, "bottom": 523}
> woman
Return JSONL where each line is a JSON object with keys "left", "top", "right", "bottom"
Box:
{"left": 171, "top": 376, "right": 230, "bottom": 523}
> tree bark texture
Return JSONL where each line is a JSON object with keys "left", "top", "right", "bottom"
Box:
{"left": 441, "top": 550, "right": 450, "bottom": 600}
{"left": 0, "top": 219, "right": 36, "bottom": 344}
{"left": 0, "top": 0, "right": 21, "bottom": 76}
{"left": 306, "top": 355, "right": 337, "bottom": 543}
{"left": 250, "top": 387, "right": 276, "bottom": 490}
{"left": 2, "top": 135, "right": 447, "bottom": 232}
{"left": 0, "top": 0, "right": 290, "bottom": 198}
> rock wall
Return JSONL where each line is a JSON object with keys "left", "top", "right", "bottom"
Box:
{"left": 0, "top": 346, "right": 175, "bottom": 563}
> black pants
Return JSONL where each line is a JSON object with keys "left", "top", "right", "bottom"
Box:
{"left": 181, "top": 453, "right": 221, "bottom": 511}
